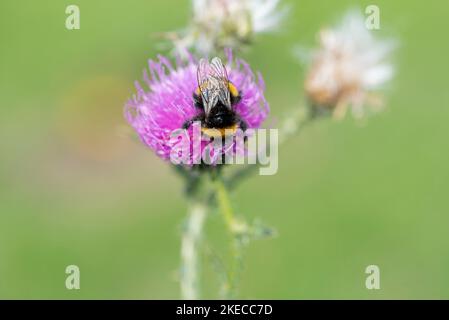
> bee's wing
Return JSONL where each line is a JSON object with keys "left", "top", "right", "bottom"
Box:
{"left": 197, "top": 57, "right": 231, "bottom": 115}
{"left": 197, "top": 58, "right": 211, "bottom": 105}
{"left": 210, "top": 57, "right": 231, "bottom": 109}
{"left": 197, "top": 58, "right": 217, "bottom": 115}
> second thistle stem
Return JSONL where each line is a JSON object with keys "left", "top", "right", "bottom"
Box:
{"left": 226, "top": 106, "right": 312, "bottom": 190}
{"left": 213, "top": 175, "right": 245, "bottom": 298}
{"left": 214, "top": 178, "right": 236, "bottom": 232}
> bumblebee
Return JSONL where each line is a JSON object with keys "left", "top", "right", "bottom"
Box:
{"left": 183, "top": 57, "right": 247, "bottom": 137}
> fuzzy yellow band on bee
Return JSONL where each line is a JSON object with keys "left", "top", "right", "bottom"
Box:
{"left": 228, "top": 82, "right": 239, "bottom": 98}
{"left": 201, "top": 124, "right": 239, "bottom": 138}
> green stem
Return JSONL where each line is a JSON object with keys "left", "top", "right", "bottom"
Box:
{"left": 213, "top": 176, "right": 245, "bottom": 298}
{"left": 180, "top": 200, "right": 207, "bottom": 299}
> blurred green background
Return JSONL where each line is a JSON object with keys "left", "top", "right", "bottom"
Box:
{"left": 1, "top": 0, "right": 448, "bottom": 299}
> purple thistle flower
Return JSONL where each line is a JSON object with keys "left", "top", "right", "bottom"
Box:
{"left": 124, "top": 50, "right": 269, "bottom": 165}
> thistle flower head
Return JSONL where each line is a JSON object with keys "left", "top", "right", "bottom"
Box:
{"left": 173, "top": 0, "right": 287, "bottom": 55}
{"left": 124, "top": 50, "right": 269, "bottom": 165}
{"left": 305, "top": 11, "right": 395, "bottom": 119}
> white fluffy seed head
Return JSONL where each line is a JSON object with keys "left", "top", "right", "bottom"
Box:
{"left": 305, "top": 11, "right": 396, "bottom": 119}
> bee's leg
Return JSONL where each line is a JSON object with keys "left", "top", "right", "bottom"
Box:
{"left": 238, "top": 118, "right": 248, "bottom": 142}
{"left": 219, "top": 135, "right": 227, "bottom": 166}
{"left": 239, "top": 118, "right": 247, "bottom": 132}
{"left": 182, "top": 114, "right": 204, "bottom": 129}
